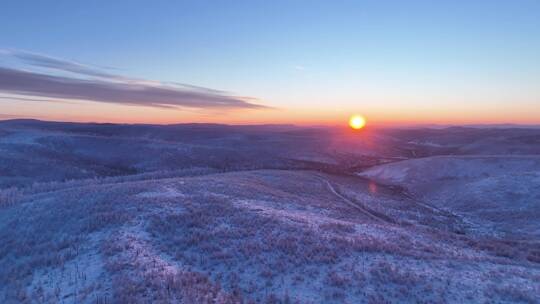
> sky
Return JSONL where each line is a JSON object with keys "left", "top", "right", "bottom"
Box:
{"left": 1, "top": 0, "right": 539, "bottom": 126}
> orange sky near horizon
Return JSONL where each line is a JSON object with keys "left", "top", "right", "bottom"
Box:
{"left": 2, "top": 97, "right": 540, "bottom": 127}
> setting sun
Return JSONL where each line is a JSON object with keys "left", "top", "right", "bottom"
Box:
{"left": 349, "top": 115, "right": 366, "bottom": 130}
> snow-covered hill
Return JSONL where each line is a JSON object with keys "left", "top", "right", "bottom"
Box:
{"left": 1, "top": 170, "right": 539, "bottom": 303}
{"left": 359, "top": 156, "right": 540, "bottom": 238}
{"left": 1, "top": 120, "right": 539, "bottom": 303}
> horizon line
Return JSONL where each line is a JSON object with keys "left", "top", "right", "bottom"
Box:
{"left": 2, "top": 117, "right": 540, "bottom": 129}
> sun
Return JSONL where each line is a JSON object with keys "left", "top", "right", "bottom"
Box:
{"left": 349, "top": 115, "right": 366, "bottom": 130}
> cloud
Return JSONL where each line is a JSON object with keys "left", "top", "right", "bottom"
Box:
{"left": 0, "top": 67, "right": 266, "bottom": 109}
{"left": 6, "top": 50, "right": 120, "bottom": 79}
{"left": 0, "top": 95, "right": 76, "bottom": 104}
{"left": 0, "top": 50, "right": 267, "bottom": 110}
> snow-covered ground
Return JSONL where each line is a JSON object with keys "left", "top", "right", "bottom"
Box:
{"left": 1, "top": 120, "right": 539, "bottom": 303}
{"left": 1, "top": 170, "right": 539, "bottom": 303}
{"left": 359, "top": 156, "right": 540, "bottom": 238}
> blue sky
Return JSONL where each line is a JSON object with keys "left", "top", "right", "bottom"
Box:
{"left": 1, "top": 0, "right": 539, "bottom": 124}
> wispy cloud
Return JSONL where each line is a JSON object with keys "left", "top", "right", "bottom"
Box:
{"left": 6, "top": 50, "right": 120, "bottom": 79}
{"left": 0, "top": 95, "right": 78, "bottom": 104}
{"left": 0, "top": 67, "right": 265, "bottom": 109}
{"left": 0, "top": 49, "right": 267, "bottom": 110}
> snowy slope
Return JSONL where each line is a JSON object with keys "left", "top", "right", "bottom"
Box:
{"left": 1, "top": 170, "right": 539, "bottom": 303}
{"left": 1, "top": 121, "right": 540, "bottom": 303}
{"left": 359, "top": 156, "right": 540, "bottom": 237}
